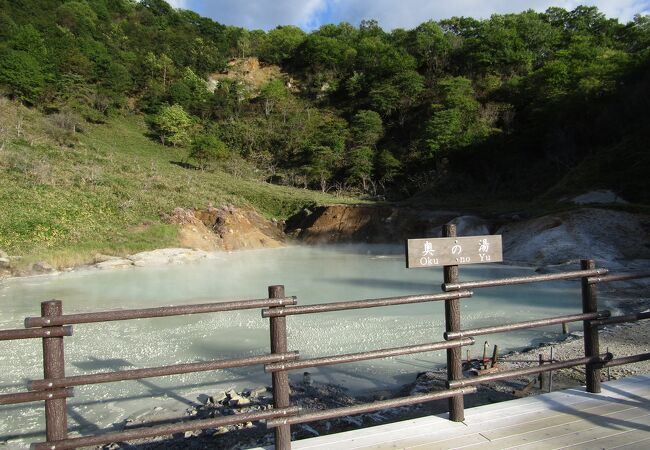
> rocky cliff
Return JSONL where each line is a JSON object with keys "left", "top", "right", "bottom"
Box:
{"left": 286, "top": 205, "right": 650, "bottom": 268}
{"left": 164, "top": 205, "right": 286, "bottom": 251}
{"left": 285, "top": 205, "right": 466, "bottom": 244}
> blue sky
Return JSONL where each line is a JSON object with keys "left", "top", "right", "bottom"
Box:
{"left": 167, "top": 0, "right": 650, "bottom": 30}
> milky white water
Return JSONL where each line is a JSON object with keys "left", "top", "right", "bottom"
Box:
{"left": 0, "top": 244, "right": 584, "bottom": 446}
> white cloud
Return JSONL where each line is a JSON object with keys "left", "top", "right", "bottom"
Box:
{"left": 167, "top": 0, "right": 189, "bottom": 9}
{"left": 327, "top": 0, "right": 649, "bottom": 30}
{"left": 169, "top": 0, "right": 649, "bottom": 30}
{"left": 187, "top": 0, "right": 327, "bottom": 30}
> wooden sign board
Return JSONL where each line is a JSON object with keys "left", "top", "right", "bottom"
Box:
{"left": 405, "top": 235, "right": 502, "bottom": 268}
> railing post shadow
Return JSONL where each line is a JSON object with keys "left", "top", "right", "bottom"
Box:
{"left": 268, "top": 285, "right": 292, "bottom": 450}
{"left": 581, "top": 259, "right": 601, "bottom": 393}
{"left": 443, "top": 224, "right": 464, "bottom": 422}
{"left": 41, "top": 300, "right": 68, "bottom": 442}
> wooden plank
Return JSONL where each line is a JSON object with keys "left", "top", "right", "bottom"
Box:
{"left": 511, "top": 412, "right": 650, "bottom": 450}
{"left": 291, "top": 415, "right": 466, "bottom": 450}
{"left": 479, "top": 403, "right": 637, "bottom": 441}
{"left": 464, "top": 381, "right": 650, "bottom": 427}
{"left": 562, "top": 426, "right": 650, "bottom": 449}
{"left": 289, "top": 376, "right": 650, "bottom": 450}
{"left": 464, "top": 395, "right": 622, "bottom": 430}
{"left": 404, "top": 433, "right": 489, "bottom": 449}
{"left": 340, "top": 399, "right": 616, "bottom": 448}
{"left": 462, "top": 389, "right": 599, "bottom": 424}
{"left": 459, "top": 409, "right": 650, "bottom": 450}
{"left": 610, "top": 435, "right": 650, "bottom": 449}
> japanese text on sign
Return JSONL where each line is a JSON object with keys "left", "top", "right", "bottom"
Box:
{"left": 405, "top": 235, "right": 503, "bottom": 268}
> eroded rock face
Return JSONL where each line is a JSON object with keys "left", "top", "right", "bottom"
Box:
{"left": 164, "top": 205, "right": 286, "bottom": 252}
{"left": 285, "top": 205, "right": 461, "bottom": 244}
{"left": 497, "top": 208, "right": 650, "bottom": 266}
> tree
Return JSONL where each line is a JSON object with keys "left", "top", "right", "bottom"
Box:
{"left": 305, "top": 145, "right": 338, "bottom": 192}
{"left": 0, "top": 49, "right": 48, "bottom": 103}
{"left": 189, "top": 133, "right": 229, "bottom": 168}
{"left": 56, "top": 1, "right": 98, "bottom": 36}
{"left": 302, "top": 113, "right": 349, "bottom": 191}
{"left": 351, "top": 110, "right": 383, "bottom": 147}
{"left": 260, "top": 26, "right": 306, "bottom": 64}
{"left": 0, "top": 12, "right": 17, "bottom": 41}
{"left": 425, "top": 77, "right": 491, "bottom": 156}
{"left": 169, "top": 67, "right": 211, "bottom": 117}
{"left": 0, "top": 25, "right": 50, "bottom": 104}
{"left": 259, "top": 80, "right": 288, "bottom": 117}
{"left": 369, "top": 70, "right": 424, "bottom": 124}
{"left": 295, "top": 34, "right": 356, "bottom": 73}
{"left": 408, "top": 20, "right": 452, "bottom": 77}
{"left": 376, "top": 149, "right": 402, "bottom": 184}
{"left": 347, "top": 145, "right": 374, "bottom": 191}
{"left": 150, "top": 104, "right": 193, "bottom": 146}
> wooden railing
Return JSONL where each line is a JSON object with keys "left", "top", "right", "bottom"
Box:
{"left": 1, "top": 238, "right": 649, "bottom": 449}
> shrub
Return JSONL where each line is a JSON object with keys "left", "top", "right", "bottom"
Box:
{"left": 189, "top": 133, "right": 229, "bottom": 169}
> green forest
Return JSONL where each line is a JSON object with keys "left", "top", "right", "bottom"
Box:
{"left": 2, "top": 0, "right": 649, "bottom": 202}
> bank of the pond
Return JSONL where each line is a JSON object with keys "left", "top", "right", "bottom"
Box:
{"left": 2, "top": 203, "right": 650, "bottom": 281}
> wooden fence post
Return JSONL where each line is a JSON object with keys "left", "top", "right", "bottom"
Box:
{"left": 581, "top": 260, "right": 601, "bottom": 393}
{"left": 268, "top": 286, "right": 291, "bottom": 450}
{"left": 41, "top": 300, "right": 68, "bottom": 442}
{"left": 443, "top": 224, "right": 464, "bottom": 422}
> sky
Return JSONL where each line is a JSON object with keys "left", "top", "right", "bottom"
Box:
{"left": 167, "top": 0, "right": 650, "bottom": 30}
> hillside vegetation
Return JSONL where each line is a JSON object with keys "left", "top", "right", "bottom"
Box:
{"left": 0, "top": 99, "right": 358, "bottom": 267}
{"left": 1, "top": 1, "right": 650, "bottom": 265}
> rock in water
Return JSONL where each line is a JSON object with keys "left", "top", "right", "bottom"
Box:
{"left": 31, "top": 261, "right": 55, "bottom": 274}
{"left": 209, "top": 391, "right": 228, "bottom": 404}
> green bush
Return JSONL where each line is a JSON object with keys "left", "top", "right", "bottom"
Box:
{"left": 189, "top": 133, "right": 229, "bottom": 168}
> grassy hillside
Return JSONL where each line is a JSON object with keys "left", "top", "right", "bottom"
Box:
{"left": 3, "top": 2, "right": 648, "bottom": 204}
{"left": 0, "top": 100, "right": 361, "bottom": 268}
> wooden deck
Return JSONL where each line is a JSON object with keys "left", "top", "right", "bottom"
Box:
{"left": 287, "top": 375, "right": 650, "bottom": 450}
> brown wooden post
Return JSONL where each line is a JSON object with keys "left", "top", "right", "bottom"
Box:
{"left": 41, "top": 300, "right": 68, "bottom": 442}
{"left": 581, "top": 259, "right": 601, "bottom": 393}
{"left": 268, "top": 286, "right": 291, "bottom": 450}
{"left": 443, "top": 224, "right": 464, "bottom": 422}
{"left": 538, "top": 353, "right": 546, "bottom": 390}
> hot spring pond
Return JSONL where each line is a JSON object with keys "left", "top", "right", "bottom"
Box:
{"left": 0, "top": 244, "right": 585, "bottom": 445}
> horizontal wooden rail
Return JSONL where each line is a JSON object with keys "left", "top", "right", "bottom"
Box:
{"left": 266, "top": 387, "right": 477, "bottom": 427}
{"left": 588, "top": 271, "right": 650, "bottom": 284}
{"left": 0, "top": 388, "right": 73, "bottom": 406}
{"left": 444, "top": 311, "right": 609, "bottom": 340}
{"left": 30, "top": 406, "right": 301, "bottom": 450}
{"left": 0, "top": 326, "right": 72, "bottom": 341}
{"left": 30, "top": 352, "right": 298, "bottom": 390}
{"left": 592, "top": 311, "right": 650, "bottom": 327}
{"left": 447, "top": 354, "right": 611, "bottom": 389}
{"left": 25, "top": 297, "right": 297, "bottom": 327}
{"left": 599, "top": 352, "right": 650, "bottom": 368}
{"left": 265, "top": 338, "right": 475, "bottom": 372}
{"left": 262, "top": 290, "right": 473, "bottom": 318}
{"left": 442, "top": 268, "right": 608, "bottom": 291}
